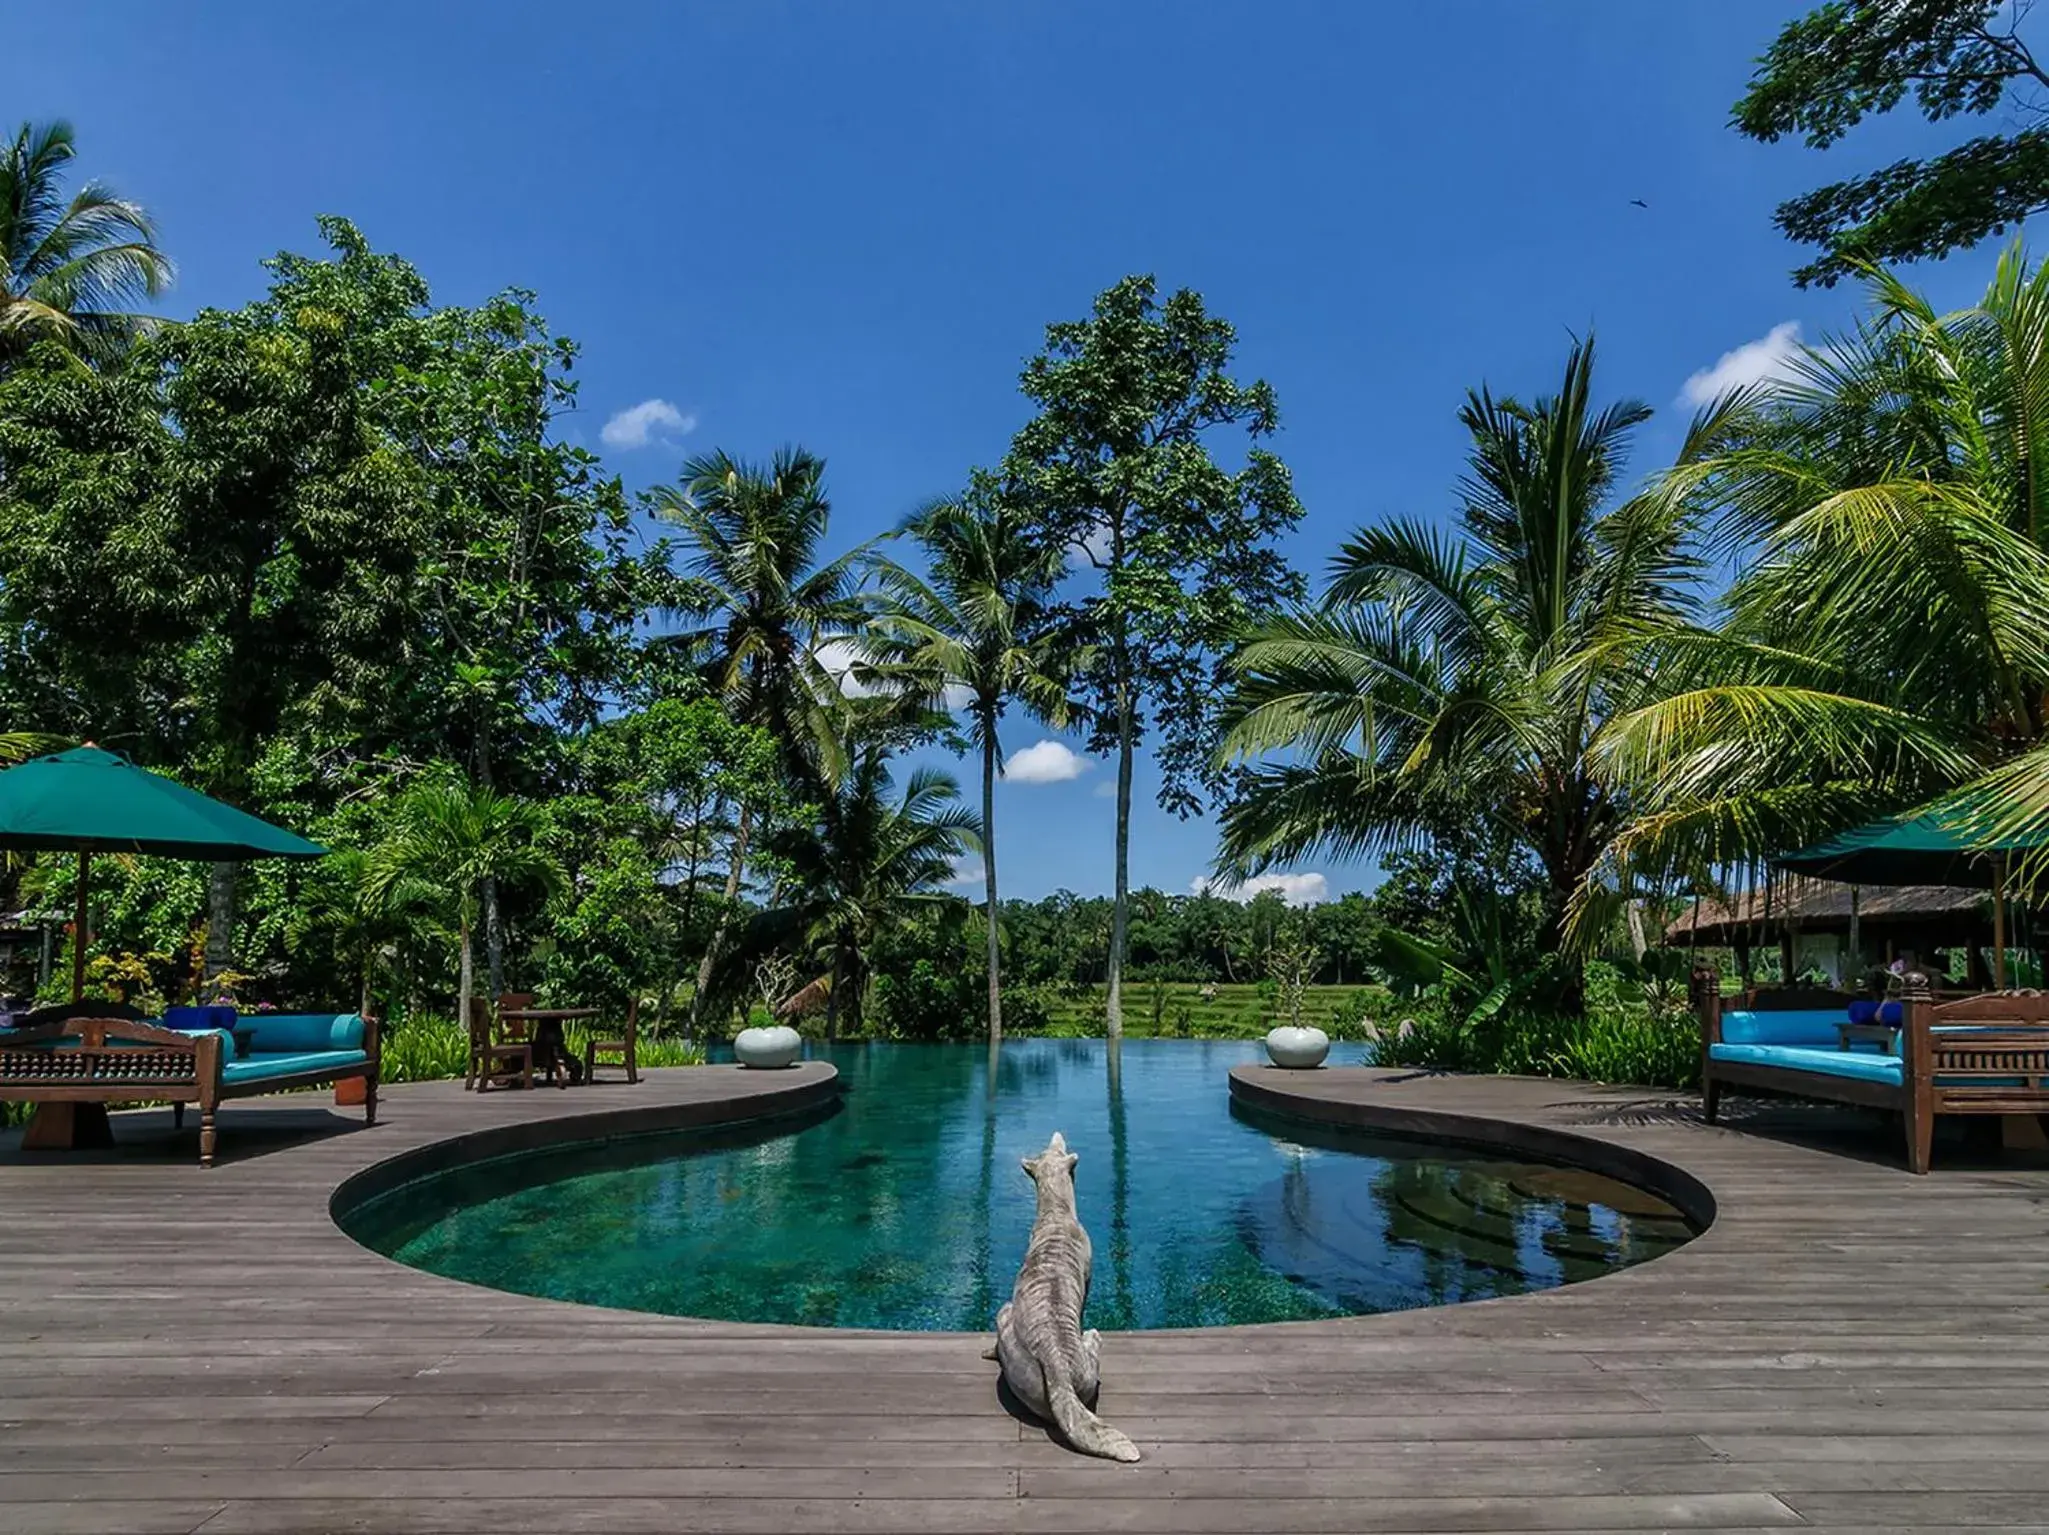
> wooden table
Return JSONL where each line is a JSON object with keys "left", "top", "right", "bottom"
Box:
{"left": 497, "top": 1006, "right": 598, "bottom": 1087}
{"left": 1836, "top": 1020, "right": 1898, "bottom": 1051}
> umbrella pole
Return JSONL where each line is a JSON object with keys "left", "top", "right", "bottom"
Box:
{"left": 71, "top": 850, "right": 90, "bottom": 1002}
{"left": 1993, "top": 857, "right": 2009, "bottom": 991}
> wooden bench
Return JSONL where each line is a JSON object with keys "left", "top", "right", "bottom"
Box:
{"left": 0, "top": 1013, "right": 378, "bottom": 1167}
{"left": 1698, "top": 973, "right": 2049, "bottom": 1173}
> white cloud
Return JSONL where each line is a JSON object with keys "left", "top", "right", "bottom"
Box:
{"left": 1678, "top": 322, "right": 1804, "bottom": 408}
{"left": 949, "top": 857, "right": 986, "bottom": 889}
{"left": 1092, "top": 779, "right": 1117, "bottom": 799}
{"left": 1191, "top": 871, "right": 1330, "bottom": 907}
{"left": 600, "top": 398, "right": 697, "bottom": 450}
{"left": 814, "top": 637, "right": 891, "bottom": 699}
{"left": 1004, "top": 740, "right": 1088, "bottom": 784}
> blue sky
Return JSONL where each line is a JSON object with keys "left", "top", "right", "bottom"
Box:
{"left": 4, "top": 3, "right": 2024, "bottom": 904}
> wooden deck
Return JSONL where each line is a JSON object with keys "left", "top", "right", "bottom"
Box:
{"left": 4, "top": 1060, "right": 2048, "bottom": 1533}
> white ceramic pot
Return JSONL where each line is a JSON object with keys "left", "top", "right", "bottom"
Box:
{"left": 734, "top": 1024, "right": 802, "bottom": 1069}
{"left": 1264, "top": 1024, "right": 1330, "bottom": 1069}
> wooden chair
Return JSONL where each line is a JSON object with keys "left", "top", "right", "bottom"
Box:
{"left": 467, "top": 995, "right": 531, "bottom": 1092}
{"left": 496, "top": 991, "right": 569, "bottom": 1088}
{"left": 584, "top": 997, "right": 640, "bottom": 1085}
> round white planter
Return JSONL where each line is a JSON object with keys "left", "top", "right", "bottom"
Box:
{"left": 733, "top": 1024, "right": 802, "bottom": 1069}
{"left": 1264, "top": 1024, "right": 1330, "bottom": 1069}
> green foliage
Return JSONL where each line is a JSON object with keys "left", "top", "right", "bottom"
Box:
{"left": 1733, "top": 1, "right": 2049, "bottom": 285}
{"left": 1370, "top": 997, "right": 1700, "bottom": 1090}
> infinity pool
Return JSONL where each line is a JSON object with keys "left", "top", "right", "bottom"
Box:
{"left": 339, "top": 1039, "right": 1694, "bottom": 1329}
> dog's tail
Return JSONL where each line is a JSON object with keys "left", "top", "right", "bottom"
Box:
{"left": 1048, "top": 1381, "right": 1140, "bottom": 1462}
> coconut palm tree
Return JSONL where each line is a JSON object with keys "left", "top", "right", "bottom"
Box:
{"left": 769, "top": 748, "right": 981, "bottom": 1038}
{"left": 369, "top": 776, "right": 562, "bottom": 1040}
{"left": 868, "top": 487, "right": 1075, "bottom": 1045}
{"left": 2, "top": 120, "right": 172, "bottom": 365}
{"left": 1594, "top": 246, "right": 2049, "bottom": 897}
{"left": 651, "top": 447, "right": 876, "bottom": 1030}
{"left": 1215, "top": 339, "right": 1738, "bottom": 1002}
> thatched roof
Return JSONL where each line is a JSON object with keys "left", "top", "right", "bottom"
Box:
{"left": 1663, "top": 878, "right": 1987, "bottom": 946}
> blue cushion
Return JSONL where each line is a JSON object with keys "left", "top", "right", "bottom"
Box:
{"left": 241, "top": 1014, "right": 364, "bottom": 1054}
{"left": 1717, "top": 1009, "right": 1847, "bottom": 1047}
{"left": 1878, "top": 1000, "right": 1904, "bottom": 1026}
{"left": 163, "top": 1004, "right": 238, "bottom": 1034}
{"left": 220, "top": 1048, "right": 368, "bottom": 1086}
{"left": 1709, "top": 1041, "right": 1905, "bottom": 1085}
{"left": 1847, "top": 999, "right": 1879, "bottom": 1026}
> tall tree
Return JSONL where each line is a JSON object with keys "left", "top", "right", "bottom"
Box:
{"left": 1, "top": 120, "right": 171, "bottom": 364}
{"left": 869, "top": 483, "right": 1074, "bottom": 1045}
{"left": 1735, "top": 0, "right": 2049, "bottom": 286}
{"left": 769, "top": 747, "right": 981, "bottom": 1038}
{"left": 651, "top": 448, "right": 873, "bottom": 1029}
{"left": 1002, "top": 276, "right": 1303, "bottom": 1038}
{"left": 1217, "top": 339, "right": 1733, "bottom": 1004}
{"left": 370, "top": 775, "right": 562, "bottom": 1041}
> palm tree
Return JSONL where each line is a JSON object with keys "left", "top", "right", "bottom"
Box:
{"left": 651, "top": 447, "right": 875, "bottom": 1029}
{"left": 289, "top": 849, "right": 443, "bottom": 1017}
{"left": 2, "top": 120, "right": 172, "bottom": 364}
{"left": 1215, "top": 339, "right": 1736, "bottom": 1002}
{"left": 868, "top": 488, "right": 1074, "bottom": 1045}
{"left": 1594, "top": 247, "right": 2049, "bottom": 897}
{"left": 769, "top": 748, "right": 981, "bottom": 1038}
{"left": 369, "top": 776, "right": 562, "bottom": 1039}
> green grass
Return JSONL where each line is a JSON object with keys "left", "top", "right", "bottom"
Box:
{"left": 1028, "top": 981, "right": 1386, "bottom": 1040}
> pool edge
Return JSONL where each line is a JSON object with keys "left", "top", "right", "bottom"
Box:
{"left": 327, "top": 1061, "right": 842, "bottom": 1224}
{"left": 1228, "top": 1064, "right": 1718, "bottom": 1231}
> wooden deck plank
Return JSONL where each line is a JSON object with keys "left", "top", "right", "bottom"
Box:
{"left": 4, "top": 1059, "right": 2045, "bottom": 1532}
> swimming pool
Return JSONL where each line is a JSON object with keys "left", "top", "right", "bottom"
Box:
{"left": 338, "top": 1039, "right": 1695, "bottom": 1329}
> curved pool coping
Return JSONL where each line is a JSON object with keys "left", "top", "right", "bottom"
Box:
{"left": 329, "top": 1060, "right": 841, "bottom": 1225}
{"left": 1229, "top": 1064, "right": 1718, "bottom": 1231}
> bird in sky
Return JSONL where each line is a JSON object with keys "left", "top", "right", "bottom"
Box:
{"left": 1629, "top": 198, "right": 1649, "bottom": 209}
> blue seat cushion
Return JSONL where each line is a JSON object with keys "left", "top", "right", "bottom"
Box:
{"left": 163, "top": 1004, "right": 238, "bottom": 1033}
{"left": 1709, "top": 1041, "right": 1904, "bottom": 1086}
{"left": 240, "top": 1014, "right": 365, "bottom": 1054}
{"left": 221, "top": 1048, "right": 368, "bottom": 1086}
{"left": 1717, "top": 1009, "right": 1848, "bottom": 1047}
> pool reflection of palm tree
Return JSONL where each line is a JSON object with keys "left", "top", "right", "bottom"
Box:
{"left": 1103, "top": 1037, "right": 1134, "bottom": 1326}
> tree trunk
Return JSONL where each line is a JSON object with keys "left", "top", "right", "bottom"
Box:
{"left": 204, "top": 863, "right": 237, "bottom": 985}
{"left": 483, "top": 876, "right": 505, "bottom": 1000}
{"left": 982, "top": 730, "right": 1002, "bottom": 1048}
{"left": 688, "top": 805, "right": 751, "bottom": 1038}
{"left": 359, "top": 958, "right": 374, "bottom": 1020}
{"left": 477, "top": 729, "right": 505, "bottom": 999}
{"left": 825, "top": 944, "right": 843, "bottom": 1043}
{"left": 457, "top": 918, "right": 475, "bottom": 1046}
{"left": 1105, "top": 653, "right": 1133, "bottom": 1041}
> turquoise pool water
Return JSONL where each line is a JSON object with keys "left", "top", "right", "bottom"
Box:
{"left": 339, "top": 1040, "right": 1694, "bottom": 1330}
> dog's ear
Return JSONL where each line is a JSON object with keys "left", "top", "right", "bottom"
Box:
{"left": 1021, "top": 1155, "right": 1038, "bottom": 1180}
{"left": 1061, "top": 1152, "right": 1079, "bottom": 1177}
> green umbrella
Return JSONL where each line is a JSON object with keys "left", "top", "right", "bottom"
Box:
{"left": 1775, "top": 781, "right": 2035, "bottom": 889}
{"left": 1776, "top": 780, "right": 2044, "bottom": 987}
{"left": 0, "top": 745, "right": 326, "bottom": 1000}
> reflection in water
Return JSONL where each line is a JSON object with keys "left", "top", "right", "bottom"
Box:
{"left": 341, "top": 1041, "right": 1696, "bottom": 1331}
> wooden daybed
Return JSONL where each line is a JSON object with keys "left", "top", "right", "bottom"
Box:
{"left": 0, "top": 1011, "right": 378, "bottom": 1167}
{"left": 1697, "top": 974, "right": 2049, "bottom": 1173}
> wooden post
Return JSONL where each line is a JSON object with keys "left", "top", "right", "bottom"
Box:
{"left": 1992, "top": 859, "right": 2009, "bottom": 990}
{"left": 70, "top": 850, "right": 90, "bottom": 1003}
{"left": 1901, "top": 971, "right": 1936, "bottom": 1175}
{"left": 1848, "top": 885, "right": 1861, "bottom": 970}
